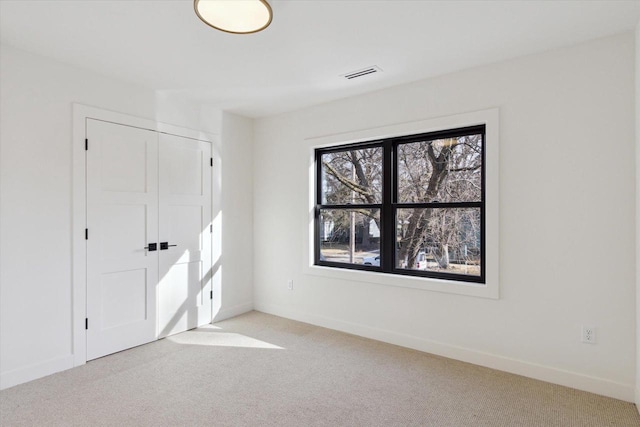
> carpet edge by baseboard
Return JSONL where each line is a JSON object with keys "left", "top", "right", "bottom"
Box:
{"left": 254, "top": 301, "right": 635, "bottom": 403}
{"left": 213, "top": 301, "right": 254, "bottom": 322}
{"left": 0, "top": 354, "right": 74, "bottom": 391}
{"left": 0, "top": 303, "right": 255, "bottom": 391}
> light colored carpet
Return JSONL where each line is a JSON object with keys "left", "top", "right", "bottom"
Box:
{"left": 1, "top": 311, "right": 639, "bottom": 426}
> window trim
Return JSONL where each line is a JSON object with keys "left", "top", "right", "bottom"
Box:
{"left": 304, "top": 108, "right": 499, "bottom": 299}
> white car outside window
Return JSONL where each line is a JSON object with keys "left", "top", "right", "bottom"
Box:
{"left": 363, "top": 252, "right": 428, "bottom": 269}
{"left": 362, "top": 255, "right": 380, "bottom": 266}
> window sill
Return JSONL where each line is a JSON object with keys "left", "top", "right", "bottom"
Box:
{"left": 303, "top": 264, "right": 498, "bottom": 299}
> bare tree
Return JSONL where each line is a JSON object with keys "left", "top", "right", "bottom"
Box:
{"left": 321, "top": 148, "right": 382, "bottom": 251}
{"left": 397, "top": 135, "right": 481, "bottom": 269}
{"left": 320, "top": 134, "right": 481, "bottom": 272}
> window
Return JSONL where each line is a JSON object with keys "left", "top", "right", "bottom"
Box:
{"left": 315, "top": 125, "right": 485, "bottom": 284}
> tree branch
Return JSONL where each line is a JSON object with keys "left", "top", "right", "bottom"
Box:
{"left": 448, "top": 164, "right": 481, "bottom": 173}
{"left": 323, "top": 161, "right": 373, "bottom": 197}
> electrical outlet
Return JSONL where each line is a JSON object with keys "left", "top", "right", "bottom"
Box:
{"left": 287, "top": 279, "right": 293, "bottom": 290}
{"left": 581, "top": 326, "right": 596, "bottom": 344}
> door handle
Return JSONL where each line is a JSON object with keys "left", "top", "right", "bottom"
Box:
{"left": 144, "top": 243, "right": 157, "bottom": 251}
{"left": 160, "top": 242, "right": 177, "bottom": 250}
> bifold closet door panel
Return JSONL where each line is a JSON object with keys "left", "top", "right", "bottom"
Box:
{"left": 86, "top": 119, "right": 159, "bottom": 361}
{"left": 157, "top": 133, "right": 212, "bottom": 338}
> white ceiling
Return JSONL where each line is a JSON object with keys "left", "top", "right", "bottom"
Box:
{"left": 1, "top": 0, "right": 639, "bottom": 118}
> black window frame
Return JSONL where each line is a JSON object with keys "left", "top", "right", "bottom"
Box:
{"left": 315, "top": 125, "right": 486, "bottom": 284}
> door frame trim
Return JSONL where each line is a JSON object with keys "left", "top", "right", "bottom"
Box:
{"left": 72, "top": 104, "right": 216, "bottom": 367}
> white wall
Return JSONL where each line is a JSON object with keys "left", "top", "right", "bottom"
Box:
{"left": 253, "top": 33, "right": 637, "bottom": 401}
{"left": 0, "top": 45, "right": 253, "bottom": 388}
{"left": 213, "top": 111, "right": 254, "bottom": 320}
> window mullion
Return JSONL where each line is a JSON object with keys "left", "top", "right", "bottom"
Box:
{"left": 381, "top": 141, "right": 394, "bottom": 272}
{"left": 315, "top": 148, "right": 322, "bottom": 264}
{"left": 317, "top": 203, "right": 382, "bottom": 210}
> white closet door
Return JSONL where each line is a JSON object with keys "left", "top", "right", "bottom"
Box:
{"left": 157, "top": 133, "right": 212, "bottom": 338}
{"left": 86, "top": 119, "right": 159, "bottom": 360}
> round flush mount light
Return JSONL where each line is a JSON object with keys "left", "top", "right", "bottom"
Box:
{"left": 194, "top": 0, "right": 273, "bottom": 34}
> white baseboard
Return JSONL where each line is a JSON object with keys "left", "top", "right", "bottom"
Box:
{"left": 0, "top": 354, "right": 74, "bottom": 391}
{"left": 635, "top": 387, "right": 640, "bottom": 414}
{"left": 212, "top": 301, "right": 254, "bottom": 322}
{"left": 254, "top": 301, "right": 635, "bottom": 402}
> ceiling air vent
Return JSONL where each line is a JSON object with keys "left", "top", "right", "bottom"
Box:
{"left": 341, "top": 66, "right": 383, "bottom": 80}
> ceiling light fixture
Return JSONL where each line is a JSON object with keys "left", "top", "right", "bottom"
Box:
{"left": 194, "top": 0, "right": 273, "bottom": 34}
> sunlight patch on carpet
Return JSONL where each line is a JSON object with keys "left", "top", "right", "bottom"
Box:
{"left": 167, "top": 330, "right": 284, "bottom": 349}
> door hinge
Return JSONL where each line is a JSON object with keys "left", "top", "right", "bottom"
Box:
{"left": 210, "top": 224, "right": 213, "bottom": 233}
{"left": 210, "top": 158, "right": 213, "bottom": 167}
{"left": 85, "top": 139, "right": 88, "bottom": 151}
{"left": 85, "top": 228, "right": 88, "bottom": 240}
{"left": 85, "top": 318, "right": 88, "bottom": 330}
{"left": 210, "top": 290, "right": 213, "bottom": 300}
